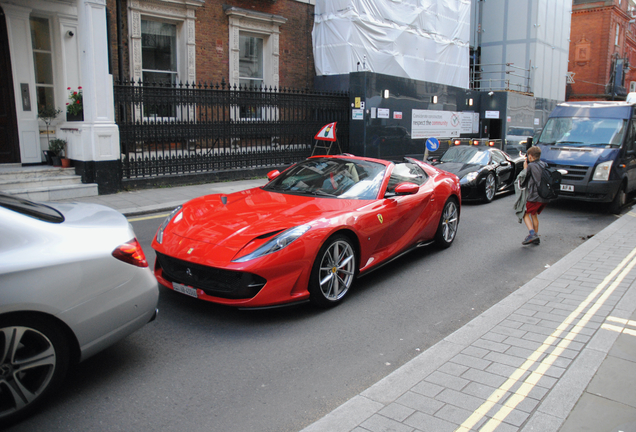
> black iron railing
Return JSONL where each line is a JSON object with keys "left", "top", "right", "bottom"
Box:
{"left": 114, "top": 80, "right": 350, "bottom": 179}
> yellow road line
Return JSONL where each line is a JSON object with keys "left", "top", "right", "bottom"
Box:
{"left": 127, "top": 213, "right": 170, "bottom": 222}
{"left": 455, "top": 245, "right": 636, "bottom": 432}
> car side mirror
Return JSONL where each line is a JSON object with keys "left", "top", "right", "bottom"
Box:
{"left": 500, "top": 161, "right": 510, "bottom": 166}
{"left": 267, "top": 170, "right": 280, "bottom": 181}
{"left": 394, "top": 182, "right": 419, "bottom": 195}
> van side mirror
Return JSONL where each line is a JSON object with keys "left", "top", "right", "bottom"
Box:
{"left": 525, "top": 137, "right": 533, "bottom": 151}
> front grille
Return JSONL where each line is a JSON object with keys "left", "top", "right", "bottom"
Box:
{"left": 546, "top": 163, "right": 589, "bottom": 182}
{"left": 156, "top": 252, "right": 267, "bottom": 300}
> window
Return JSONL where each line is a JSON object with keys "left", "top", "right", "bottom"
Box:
{"left": 616, "top": 23, "right": 620, "bottom": 46}
{"left": 30, "top": 17, "right": 54, "bottom": 112}
{"left": 239, "top": 34, "right": 264, "bottom": 89}
{"left": 141, "top": 20, "right": 177, "bottom": 118}
{"left": 141, "top": 20, "right": 177, "bottom": 85}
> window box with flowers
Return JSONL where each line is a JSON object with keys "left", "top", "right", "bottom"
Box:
{"left": 66, "top": 86, "right": 83, "bottom": 121}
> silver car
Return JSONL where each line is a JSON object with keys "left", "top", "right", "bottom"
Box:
{"left": 0, "top": 193, "right": 158, "bottom": 425}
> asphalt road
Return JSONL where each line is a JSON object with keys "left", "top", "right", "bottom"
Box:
{"left": 8, "top": 192, "right": 621, "bottom": 432}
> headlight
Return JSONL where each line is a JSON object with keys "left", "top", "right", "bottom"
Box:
{"left": 592, "top": 161, "right": 613, "bottom": 181}
{"left": 232, "top": 224, "right": 311, "bottom": 263}
{"left": 461, "top": 172, "right": 479, "bottom": 184}
{"left": 156, "top": 205, "right": 182, "bottom": 244}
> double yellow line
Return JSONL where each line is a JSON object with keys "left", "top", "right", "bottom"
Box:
{"left": 455, "top": 245, "right": 636, "bottom": 432}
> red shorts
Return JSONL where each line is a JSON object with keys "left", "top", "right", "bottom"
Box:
{"left": 526, "top": 201, "right": 547, "bottom": 215}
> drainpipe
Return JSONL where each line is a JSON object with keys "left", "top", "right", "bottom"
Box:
{"left": 116, "top": 0, "right": 124, "bottom": 82}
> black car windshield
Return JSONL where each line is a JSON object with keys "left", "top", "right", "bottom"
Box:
{"left": 440, "top": 146, "right": 490, "bottom": 165}
{"left": 538, "top": 117, "right": 626, "bottom": 148}
{"left": 264, "top": 158, "right": 387, "bottom": 199}
{"left": 0, "top": 192, "right": 64, "bottom": 223}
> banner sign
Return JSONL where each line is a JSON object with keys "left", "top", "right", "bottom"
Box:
{"left": 412, "top": 110, "right": 461, "bottom": 138}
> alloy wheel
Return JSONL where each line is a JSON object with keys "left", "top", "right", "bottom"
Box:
{"left": 318, "top": 240, "right": 355, "bottom": 301}
{"left": 441, "top": 200, "right": 459, "bottom": 243}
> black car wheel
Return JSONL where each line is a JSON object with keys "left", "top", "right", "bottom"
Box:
{"left": 609, "top": 182, "right": 627, "bottom": 215}
{"left": 435, "top": 198, "right": 459, "bottom": 248}
{"left": 309, "top": 235, "right": 356, "bottom": 308}
{"left": 0, "top": 316, "right": 70, "bottom": 426}
{"left": 483, "top": 173, "right": 496, "bottom": 203}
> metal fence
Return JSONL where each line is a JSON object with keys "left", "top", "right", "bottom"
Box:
{"left": 114, "top": 80, "right": 350, "bottom": 179}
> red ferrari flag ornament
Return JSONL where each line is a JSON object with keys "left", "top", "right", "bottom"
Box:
{"left": 314, "top": 122, "right": 337, "bottom": 141}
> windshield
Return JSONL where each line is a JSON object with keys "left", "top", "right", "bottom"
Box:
{"left": 264, "top": 158, "right": 387, "bottom": 199}
{"left": 0, "top": 192, "right": 64, "bottom": 223}
{"left": 440, "top": 146, "right": 491, "bottom": 165}
{"left": 538, "top": 117, "right": 627, "bottom": 147}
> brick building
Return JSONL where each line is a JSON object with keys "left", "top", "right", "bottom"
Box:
{"left": 568, "top": 0, "right": 636, "bottom": 101}
{"left": 106, "top": 0, "right": 316, "bottom": 90}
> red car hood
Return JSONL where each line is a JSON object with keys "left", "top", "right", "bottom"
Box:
{"left": 169, "top": 187, "right": 365, "bottom": 249}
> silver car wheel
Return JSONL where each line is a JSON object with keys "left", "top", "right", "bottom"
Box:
{"left": 484, "top": 173, "right": 496, "bottom": 202}
{"left": 0, "top": 325, "right": 57, "bottom": 422}
{"left": 441, "top": 200, "right": 459, "bottom": 243}
{"left": 318, "top": 240, "right": 355, "bottom": 301}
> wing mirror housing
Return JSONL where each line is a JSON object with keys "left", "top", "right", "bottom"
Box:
{"left": 394, "top": 182, "right": 420, "bottom": 195}
{"left": 267, "top": 170, "right": 281, "bottom": 181}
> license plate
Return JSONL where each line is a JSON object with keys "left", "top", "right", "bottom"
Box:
{"left": 560, "top": 184, "right": 574, "bottom": 192}
{"left": 172, "top": 282, "right": 198, "bottom": 298}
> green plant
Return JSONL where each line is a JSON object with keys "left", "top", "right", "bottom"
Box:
{"left": 38, "top": 107, "right": 63, "bottom": 150}
{"left": 48, "top": 138, "right": 67, "bottom": 158}
{"left": 66, "top": 87, "right": 83, "bottom": 115}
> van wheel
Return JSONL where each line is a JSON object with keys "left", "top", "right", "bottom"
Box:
{"left": 609, "top": 183, "right": 626, "bottom": 215}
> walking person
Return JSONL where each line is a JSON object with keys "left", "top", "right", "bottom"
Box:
{"left": 521, "top": 146, "right": 548, "bottom": 245}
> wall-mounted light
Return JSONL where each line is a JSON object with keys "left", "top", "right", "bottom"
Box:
{"left": 66, "top": 30, "right": 74, "bottom": 38}
{"left": 383, "top": 89, "right": 390, "bottom": 99}
{"left": 488, "top": 91, "right": 494, "bottom": 96}
{"left": 468, "top": 98, "right": 473, "bottom": 106}
{"left": 432, "top": 95, "right": 438, "bottom": 104}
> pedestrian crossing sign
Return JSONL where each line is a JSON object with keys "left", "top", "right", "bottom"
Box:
{"left": 315, "top": 122, "right": 337, "bottom": 142}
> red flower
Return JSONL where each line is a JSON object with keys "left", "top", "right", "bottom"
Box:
{"left": 67, "top": 87, "right": 71, "bottom": 90}
{"left": 78, "top": 86, "right": 82, "bottom": 89}
{"left": 76, "top": 100, "right": 80, "bottom": 104}
{"left": 73, "top": 92, "right": 78, "bottom": 95}
{"left": 66, "top": 103, "right": 69, "bottom": 105}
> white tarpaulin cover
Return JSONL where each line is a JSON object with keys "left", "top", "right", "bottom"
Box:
{"left": 312, "top": 0, "right": 470, "bottom": 88}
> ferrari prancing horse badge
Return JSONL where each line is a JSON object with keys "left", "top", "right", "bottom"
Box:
{"left": 377, "top": 214, "right": 383, "bottom": 224}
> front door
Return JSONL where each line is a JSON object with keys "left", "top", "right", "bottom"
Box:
{"left": 0, "top": 7, "right": 20, "bottom": 164}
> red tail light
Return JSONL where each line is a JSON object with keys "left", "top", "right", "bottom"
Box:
{"left": 112, "top": 238, "right": 148, "bottom": 267}
{"left": 454, "top": 140, "right": 461, "bottom": 145}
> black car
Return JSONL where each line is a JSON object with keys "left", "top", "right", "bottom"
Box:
{"left": 432, "top": 145, "right": 525, "bottom": 203}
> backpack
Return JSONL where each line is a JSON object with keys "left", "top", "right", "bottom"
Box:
{"left": 537, "top": 164, "right": 562, "bottom": 200}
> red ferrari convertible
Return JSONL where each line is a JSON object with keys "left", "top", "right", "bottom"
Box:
{"left": 152, "top": 155, "right": 460, "bottom": 308}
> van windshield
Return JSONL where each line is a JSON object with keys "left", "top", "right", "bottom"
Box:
{"left": 537, "top": 117, "right": 626, "bottom": 148}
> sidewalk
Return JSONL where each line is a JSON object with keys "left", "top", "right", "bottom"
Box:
{"left": 52, "top": 182, "right": 636, "bottom": 432}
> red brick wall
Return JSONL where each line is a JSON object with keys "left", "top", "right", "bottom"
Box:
{"left": 568, "top": 1, "right": 631, "bottom": 100}
{"left": 106, "top": 0, "right": 316, "bottom": 89}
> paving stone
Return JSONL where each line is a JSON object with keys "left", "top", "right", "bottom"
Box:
{"left": 500, "top": 319, "right": 525, "bottom": 329}
{"left": 461, "top": 368, "right": 508, "bottom": 388}
{"left": 508, "top": 315, "right": 543, "bottom": 325}
{"left": 438, "top": 361, "right": 470, "bottom": 377}
{"left": 461, "top": 346, "right": 490, "bottom": 359}
{"left": 410, "top": 381, "right": 444, "bottom": 398}
{"left": 424, "top": 371, "right": 470, "bottom": 392}
{"left": 515, "top": 308, "right": 537, "bottom": 317}
{"left": 484, "top": 351, "right": 527, "bottom": 368}
{"left": 396, "top": 391, "right": 445, "bottom": 414}
{"left": 450, "top": 353, "right": 492, "bottom": 371}
{"left": 503, "top": 336, "right": 542, "bottom": 351}
{"left": 482, "top": 332, "right": 508, "bottom": 343}
{"left": 378, "top": 403, "right": 415, "bottom": 422}
{"left": 473, "top": 338, "right": 511, "bottom": 353}
{"left": 403, "top": 411, "right": 458, "bottom": 432}
{"left": 360, "top": 414, "right": 415, "bottom": 432}
{"left": 434, "top": 403, "right": 477, "bottom": 425}
{"left": 435, "top": 388, "right": 485, "bottom": 411}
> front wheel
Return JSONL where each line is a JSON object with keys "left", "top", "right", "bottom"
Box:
{"left": 435, "top": 198, "right": 460, "bottom": 248}
{"left": 609, "top": 183, "right": 627, "bottom": 215}
{"left": 308, "top": 235, "right": 356, "bottom": 308}
{"left": 0, "top": 316, "right": 70, "bottom": 427}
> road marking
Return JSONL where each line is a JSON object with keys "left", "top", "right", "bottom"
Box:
{"left": 127, "top": 213, "right": 170, "bottom": 222}
{"left": 602, "top": 316, "right": 636, "bottom": 337}
{"left": 455, "top": 245, "right": 636, "bottom": 432}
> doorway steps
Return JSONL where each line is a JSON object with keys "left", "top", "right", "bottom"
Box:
{"left": 0, "top": 164, "right": 98, "bottom": 201}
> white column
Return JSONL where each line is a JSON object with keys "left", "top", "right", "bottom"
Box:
{"left": 70, "top": 0, "right": 119, "bottom": 163}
